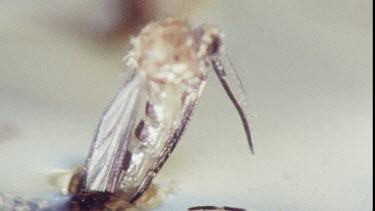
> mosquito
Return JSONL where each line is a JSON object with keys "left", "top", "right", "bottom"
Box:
{"left": 68, "top": 17, "right": 255, "bottom": 209}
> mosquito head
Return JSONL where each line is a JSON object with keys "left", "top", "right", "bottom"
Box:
{"left": 194, "top": 25, "right": 223, "bottom": 57}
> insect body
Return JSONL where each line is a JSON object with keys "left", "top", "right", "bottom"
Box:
{"left": 78, "top": 18, "right": 254, "bottom": 208}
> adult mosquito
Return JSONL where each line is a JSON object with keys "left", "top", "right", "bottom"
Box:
{"left": 71, "top": 17, "right": 254, "bottom": 209}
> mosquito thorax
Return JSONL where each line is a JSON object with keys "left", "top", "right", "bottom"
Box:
{"left": 125, "top": 18, "right": 223, "bottom": 88}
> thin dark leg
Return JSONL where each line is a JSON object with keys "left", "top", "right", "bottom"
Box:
{"left": 211, "top": 58, "right": 254, "bottom": 154}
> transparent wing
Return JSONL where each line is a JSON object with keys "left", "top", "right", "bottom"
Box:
{"left": 129, "top": 81, "right": 207, "bottom": 203}
{"left": 84, "top": 72, "right": 145, "bottom": 193}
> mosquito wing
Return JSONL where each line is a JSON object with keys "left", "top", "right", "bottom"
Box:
{"left": 84, "top": 72, "right": 145, "bottom": 193}
{"left": 129, "top": 80, "right": 207, "bottom": 203}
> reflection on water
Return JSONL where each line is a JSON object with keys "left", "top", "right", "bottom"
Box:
{"left": 0, "top": 192, "right": 71, "bottom": 210}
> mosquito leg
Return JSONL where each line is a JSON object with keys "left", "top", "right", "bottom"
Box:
{"left": 210, "top": 58, "right": 254, "bottom": 154}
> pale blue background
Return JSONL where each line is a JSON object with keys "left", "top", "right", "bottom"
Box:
{"left": 0, "top": 1, "right": 372, "bottom": 210}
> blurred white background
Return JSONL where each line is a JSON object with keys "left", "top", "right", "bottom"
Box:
{"left": 0, "top": 1, "right": 372, "bottom": 210}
